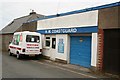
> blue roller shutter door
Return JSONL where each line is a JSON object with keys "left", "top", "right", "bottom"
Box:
{"left": 70, "top": 36, "right": 91, "bottom": 68}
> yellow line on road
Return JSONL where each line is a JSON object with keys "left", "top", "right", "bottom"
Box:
{"left": 31, "top": 60, "right": 97, "bottom": 78}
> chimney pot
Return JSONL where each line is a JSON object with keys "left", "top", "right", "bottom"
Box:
{"left": 29, "top": 10, "right": 36, "bottom": 15}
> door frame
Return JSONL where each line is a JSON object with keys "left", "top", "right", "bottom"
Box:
{"left": 50, "top": 35, "right": 56, "bottom": 60}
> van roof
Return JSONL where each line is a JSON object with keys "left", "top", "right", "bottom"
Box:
{"left": 14, "top": 31, "right": 40, "bottom": 35}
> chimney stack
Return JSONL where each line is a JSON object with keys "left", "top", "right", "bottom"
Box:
{"left": 29, "top": 10, "right": 36, "bottom": 15}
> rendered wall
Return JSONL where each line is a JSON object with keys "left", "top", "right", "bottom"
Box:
{"left": 0, "top": 35, "right": 2, "bottom": 51}
{"left": 41, "top": 34, "right": 51, "bottom": 57}
{"left": 56, "top": 34, "right": 69, "bottom": 61}
{"left": 41, "top": 34, "right": 69, "bottom": 61}
{"left": 1, "top": 34, "right": 13, "bottom": 51}
{"left": 37, "top": 10, "right": 98, "bottom": 30}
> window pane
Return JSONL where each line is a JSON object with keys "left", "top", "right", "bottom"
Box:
{"left": 46, "top": 37, "right": 50, "bottom": 39}
{"left": 13, "top": 35, "right": 19, "bottom": 45}
{"left": 52, "top": 38, "right": 56, "bottom": 49}
{"left": 46, "top": 40, "right": 50, "bottom": 47}
{"left": 17, "top": 35, "right": 20, "bottom": 42}
{"left": 26, "top": 35, "right": 40, "bottom": 43}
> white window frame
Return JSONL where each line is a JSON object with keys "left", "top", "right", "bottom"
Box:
{"left": 44, "top": 35, "right": 51, "bottom": 48}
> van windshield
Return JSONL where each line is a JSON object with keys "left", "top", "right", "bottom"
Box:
{"left": 26, "top": 35, "right": 40, "bottom": 43}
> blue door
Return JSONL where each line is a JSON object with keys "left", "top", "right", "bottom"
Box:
{"left": 70, "top": 36, "right": 91, "bottom": 68}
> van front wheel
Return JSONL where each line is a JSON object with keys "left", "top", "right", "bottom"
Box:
{"left": 9, "top": 51, "right": 13, "bottom": 56}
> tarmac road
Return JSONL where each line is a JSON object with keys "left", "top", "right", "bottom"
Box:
{"left": 2, "top": 52, "right": 104, "bottom": 79}
{"left": 0, "top": 52, "right": 2, "bottom": 79}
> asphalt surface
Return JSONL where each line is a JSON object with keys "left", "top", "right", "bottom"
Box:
{"left": 1, "top": 52, "right": 108, "bottom": 79}
{"left": 0, "top": 52, "right": 2, "bottom": 79}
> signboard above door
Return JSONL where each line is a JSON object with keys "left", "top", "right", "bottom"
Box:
{"left": 37, "top": 26, "right": 98, "bottom": 34}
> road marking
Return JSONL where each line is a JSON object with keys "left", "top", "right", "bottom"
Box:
{"left": 31, "top": 60, "right": 97, "bottom": 78}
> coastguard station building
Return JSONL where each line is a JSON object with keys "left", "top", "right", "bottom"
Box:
{"left": 33, "top": 2, "right": 119, "bottom": 75}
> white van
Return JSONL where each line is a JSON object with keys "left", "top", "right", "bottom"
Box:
{"left": 8, "top": 31, "right": 42, "bottom": 59}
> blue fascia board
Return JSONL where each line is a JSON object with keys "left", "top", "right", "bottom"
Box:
{"left": 37, "top": 26, "right": 98, "bottom": 34}
{"left": 27, "top": 1, "right": 120, "bottom": 23}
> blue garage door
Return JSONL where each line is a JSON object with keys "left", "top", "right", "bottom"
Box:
{"left": 70, "top": 36, "right": 91, "bottom": 68}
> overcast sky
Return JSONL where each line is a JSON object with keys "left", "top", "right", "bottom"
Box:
{"left": 0, "top": 0, "right": 119, "bottom": 30}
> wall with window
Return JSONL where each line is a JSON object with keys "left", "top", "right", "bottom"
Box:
{"left": 41, "top": 35, "right": 51, "bottom": 57}
{"left": 41, "top": 34, "right": 69, "bottom": 61}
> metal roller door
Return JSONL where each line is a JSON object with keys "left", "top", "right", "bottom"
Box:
{"left": 70, "top": 36, "right": 91, "bottom": 68}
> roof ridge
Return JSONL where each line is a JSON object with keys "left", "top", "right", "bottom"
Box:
{"left": 26, "top": 14, "right": 44, "bottom": 22}
{"left": 14, "top": 14, "right": 30, "bottom": 20}
{"left": 0, "top": 13, "right": 44, "bottom": 34}
{"left": 28, "top": 1, "right": 119, "bottom": 23}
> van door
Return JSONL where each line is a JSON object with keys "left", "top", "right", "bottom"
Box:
{"left": 26, "top": 35, "right": 40, "bottom": 53}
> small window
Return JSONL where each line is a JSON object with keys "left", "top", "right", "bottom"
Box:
{"left": 52, "top": 38, "right": 56, "bottom": 49}
{"left": 45, "top": 36, "right": 50, "bottom": 47}
{"left": 46, "top": 40, "right": 50, "bottom": 47}
{"left": 46, "top": 37, "right": 50, "bottom": 39}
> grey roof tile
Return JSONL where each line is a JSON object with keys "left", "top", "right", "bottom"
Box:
{"left": 0, "top": 13, "right": 44, "bottom": 34}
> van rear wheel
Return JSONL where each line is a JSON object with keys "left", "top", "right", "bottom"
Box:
{"left": 35, "top": 54, "right": 41, "bottom": 60}
{"left": 17, "top": 53, "right": 22, "bottom": 59}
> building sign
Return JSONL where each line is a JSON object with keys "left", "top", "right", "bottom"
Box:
{"left": 37, "top": 26, "right": 98, "bottom": 34}
{"left": 58, "top": 39, "right": 64, "bottom": 53}
{"left": 45, "top": 28, "right": 77, "bottom": 34}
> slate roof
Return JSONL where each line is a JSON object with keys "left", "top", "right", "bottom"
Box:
{"left": 0, "top": 12, "right": 44, "bottom": 34}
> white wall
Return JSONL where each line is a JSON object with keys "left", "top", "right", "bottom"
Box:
{"left": 91, "top": 33, "right": 98, "bottom": 67}
{"left": 42, "top": 33, "right": 98, "bottom": 66}
{"left": 41, "top": 35, "right": 51, "bottom": 57}
{"left": 56, "top": 34, "right": 69, "bottom": 61}
{"left": 37, "top": 10, "right": 98, "bottom": 30}
{"left": 38, "top": 10, "right": 99, "bottom": 65}
{"left": 41, "top": 34, "right": 69, "bottom": 61}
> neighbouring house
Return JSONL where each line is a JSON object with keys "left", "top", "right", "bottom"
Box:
{"left": 35, "top": 2, "right": 120, "bottom": 75}
{"left": 98, "top": 4, "right": 120, "bottom": 76}
{"left": 0, "top": 11, "right": 44, "bottom": 51}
